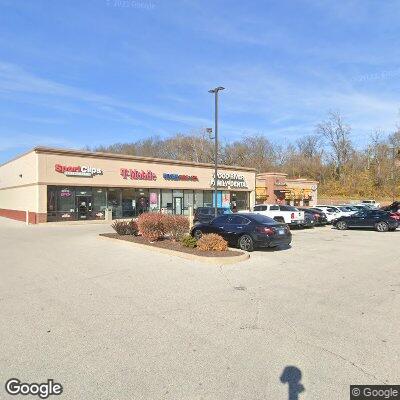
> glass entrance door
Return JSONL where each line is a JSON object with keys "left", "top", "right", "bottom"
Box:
{"left": 173, "top": 197, "right": 183, "bottom": 215}
{"left": 76, "top": 196, "right": 92, "bottom": 220}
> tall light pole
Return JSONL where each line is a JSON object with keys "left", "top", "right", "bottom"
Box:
{"left": 208, "top": 86, "right": 225, "bottom": 217}
{"left": 390, "top": 146, "right": 398, "bottom": 202}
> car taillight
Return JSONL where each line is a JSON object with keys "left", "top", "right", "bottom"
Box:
{"left": 291, "top": 212, "right": 295, "bottom": 219}
{"left": 256, "top": 226, "right": 275, "bottom": 235}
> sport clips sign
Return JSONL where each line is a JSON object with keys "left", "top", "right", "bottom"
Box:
{"left": 55, "top": 164, "right": 103, "bottom": 177}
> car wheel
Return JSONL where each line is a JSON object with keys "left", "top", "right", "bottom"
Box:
{"left": 274, "top": 217, "right": 285, "bottom": 223}
{"left": 238, "top": 234, "right": 254, "bottom": 252}
{"left": 193, "top": 229, "right": 203, "bottom": 240}
{"left": 336, "top": 221, "right": 348, "bottom": 230}
{"left": 375, "top": 221, "right": 389, "bottom": 232}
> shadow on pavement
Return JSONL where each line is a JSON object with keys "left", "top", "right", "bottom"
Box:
{"left": 280, "top": 366, "right": 305, "bottom": 400}
{"left": 256, "top": 244, "right": 292, "bottom": 252}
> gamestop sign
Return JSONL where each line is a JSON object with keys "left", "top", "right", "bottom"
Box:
{"left": 55, "top": 164, "right": 103, "bottom": 177}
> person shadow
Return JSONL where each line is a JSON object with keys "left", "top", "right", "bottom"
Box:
{"left": 280, "top": 366, "right": 305, "bottom": 400}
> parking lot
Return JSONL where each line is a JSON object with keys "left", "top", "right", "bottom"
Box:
{"left": 1, "top": 217, "right": 399, "bottom": 399}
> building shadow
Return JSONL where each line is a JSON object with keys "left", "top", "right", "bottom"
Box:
{"left": 280, "top": 366, "right": 304, "bottom": 400}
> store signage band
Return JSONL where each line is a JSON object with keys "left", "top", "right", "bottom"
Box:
{"left": 55, "top": 164, "right": 103, "bottom": 177}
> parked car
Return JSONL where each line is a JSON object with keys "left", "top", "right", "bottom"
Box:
{"left": 191, "top": 213, "right": 292, "bottom": 252}
{"left": 389, "top": 211, "right": 400, "bottom": 222}
{"left": 380, "top": 202, "right": 400, "bottom": 221}
{"left": 381, "top": 201, "right": 400, "bottom": 213}
{"left": 194, "top": 207, "right": 232, "bottom": 223}
{"left": 348, "top": 204, "right": 372, "bottom": 212}
{"left": 361, "top": 200, "right": 380, "bottom": 208}
{"left": 333, "top": 210, "right": 398, "bottom": 232}
{"left": 314, "top": 206, "right": 341, "bottom": 223}
{"left": 248, "top": 204, "right": 305, "bottom": 227}
{"left": 298, "top": 207, "right": 328, "bottom": 226}
{"left": 338, "top": 204, "right": 360, "bottom": 213}
{"left": 335, "top": 205, "right": 357, "bottom": 216}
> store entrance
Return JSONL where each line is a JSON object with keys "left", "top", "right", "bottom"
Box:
{"left": 173, "top": 197, "right": 183, "bottom": 215}
{"left": 76, "top": 195, "right": 92, "bottom": 220}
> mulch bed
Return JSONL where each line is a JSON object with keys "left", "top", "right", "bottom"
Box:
{"left": 100, "top": 233, "right": 243, "bottom": 258}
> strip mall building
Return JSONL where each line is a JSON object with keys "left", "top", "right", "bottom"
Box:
{"left": 256, "top": 172, "right": 318, "bottom": 206}
{"left": 0, "top": 147, "right": 256, "bottom": 223}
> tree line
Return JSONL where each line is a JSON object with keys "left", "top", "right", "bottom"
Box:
{"left": 89, "top": 112, "right": 400, "bottom": 200}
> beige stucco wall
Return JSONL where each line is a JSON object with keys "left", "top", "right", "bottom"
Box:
{"left": 0, "top": 151, "right": 39, "bottom": 212}
{"left": 0, "top": 151, "right": 38, "bottom": 189}
{"left": 0, "top": 185, "right": 39, "bottom": 212}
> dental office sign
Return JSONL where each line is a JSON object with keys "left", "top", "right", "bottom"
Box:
{"left": 211, "top": 172, "right": 248, "bottom": 189}
{"left": 55, "top": 164, "right": 103, "bottom": 177}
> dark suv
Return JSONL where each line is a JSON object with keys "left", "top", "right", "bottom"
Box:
{"left": 194, "top": 207, "right": 232, "bottom": 224}
{"left": 333, "top": 210, "right": 398, "bottom": 232}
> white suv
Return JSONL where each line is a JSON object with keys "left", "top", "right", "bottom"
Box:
{"left": 315, "top": 205, "right": 342, "bottom": 222}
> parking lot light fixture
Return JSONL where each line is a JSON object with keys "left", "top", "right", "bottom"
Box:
{"left": 209, "top": 86, "right": 225, "bottom": 217}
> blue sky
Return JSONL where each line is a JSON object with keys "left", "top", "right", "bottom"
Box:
{"left": 1, "top": 0, "right": 400, "bottom": 163}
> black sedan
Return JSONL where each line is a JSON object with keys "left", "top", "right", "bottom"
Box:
{"left": 333, "top": 210, "right": 398, "bottom": 232}
{"left": 191, "top": 213, "right": 292, "bottom": 252}
{"left": 298, "top": 207, "right": 328, "bottom": 226}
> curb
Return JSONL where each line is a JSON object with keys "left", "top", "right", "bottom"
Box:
{"left": 98, "top": 235, "right": 250, "bottom": 265}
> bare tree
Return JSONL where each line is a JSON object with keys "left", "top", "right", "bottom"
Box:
{"left": 316, "top": 111, "right": 354, "bottom": 178}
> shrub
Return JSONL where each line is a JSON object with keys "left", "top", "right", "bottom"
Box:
{"left": 137, "top": 213, "right": 166, "bottom": 241}
{"left": 164, "top": 214, "right": 190, "bottom": 241}
{"left": 125, "top": 219, "right": 138, "bottom": 236}
{"left": 196, "top": 233, "right": 228, "bottom": 252}
{"left": 181, "top": 234, "right": 197, "bottom": 248}
{"left": 111, "top": 220, "right": 138, "bottom": 235}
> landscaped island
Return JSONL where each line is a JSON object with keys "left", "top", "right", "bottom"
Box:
{"left": 100, "top": 213, "right": 245, "bottom": 259}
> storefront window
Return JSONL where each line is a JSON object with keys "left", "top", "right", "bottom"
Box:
{"left": 122, "top": 188, "right": 136, "bottom": 218}
{"left": 161, "top": 190, "right": 173, "bottom": 213}
{"left": 47, "top": 186, "right": 58, "bottom": 222}
{"left": 47, "top": 186, "right": 57, "bottom": 212}
{"left": 222, "top": 191, "right": 230, "bottom": 208}
{"left": 107, "top": 188, "right": 122, "bottom": 219}
{"left": 58, "top": 188, "right": 75, "bottom": 212}
{"left": 136, "top": 188, "right": 149, "bottom": 215}
{"left": 231, "top": 192, "right": 249, "bottom": 211}
{"left": 194, "top": 190, "right": 203, "bottom": 209}
{"left": 149, "top": 190, "right": 160, "bottom": 212}
{"left": 92, "top": 188, "right": 107, "bottom": 220}
{"left": 183, "top": 190, "right": 194, "bottom": 215}
{"left": 203, "top": 191, "right": 213, "bottom": 207}
{"left": 172, "top": 190, "right": 184, "bottom": 214}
